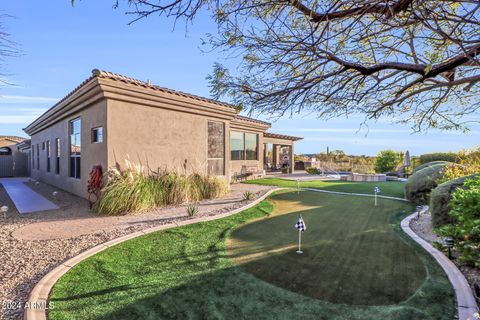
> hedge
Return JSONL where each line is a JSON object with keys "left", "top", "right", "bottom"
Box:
{"left": 419, "top": 152, "right": 457, "bottom": 164}
{"left": 413, "top": 161, "right": 452, "bottom": 173}
{"left": 430, "top": 173, "right": 480, "bottom": 227}
{"left": 405, "top": 163, "right": 450, "bottom": 203}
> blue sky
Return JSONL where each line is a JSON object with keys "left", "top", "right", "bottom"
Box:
{"left": 1, "top": 1, "right": 478, "bottom": 156}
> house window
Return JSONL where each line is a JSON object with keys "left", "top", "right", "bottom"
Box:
{"left": 0, "top": 147, "right": 11, "bottom": 156}
{"left": 230, "top": 131, "right": 245, "bottom": 160}
{"left": 36, "top": 144, "right": 40, "bottom": 170}
{"left": 55, "top": 138, "right": 60, "bottom": 174}
{"left": 245, "top": 133, "right": 258, "bottom": 160}
{"left": 46, "top": 140, "right": 51, "bottom": 172}
{"left": 230, "top": 131, "right": 258, "bottom": 161}
{"left": 42, "top": 142, "right": 45, "bottom": 150}
{"left": 69, "top": 118, "right": 81, "bottom": 179}
{"left": 32, "top": 146, "right": 35, "bottom": 169}
{"left": 207, "top": 121, "right": 225, "bottom": 176}
{"left": 92, "top": 127, "right": 103, "bottom": 143}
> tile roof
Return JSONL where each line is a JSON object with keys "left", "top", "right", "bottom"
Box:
{"left": 264, "top": 132, "right": 303, "bottom": 141}
{"left": 234, "top": 114, "right": 271, "bottom": 126}
{"left": 92, "top": 69, "right": 237, "bottom": 110}
{"left": 0, "top": 136, "right": 27, "bottom": 143}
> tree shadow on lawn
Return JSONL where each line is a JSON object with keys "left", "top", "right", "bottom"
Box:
{"left": 76, "top": 262, "right": 452, "bottom": 320}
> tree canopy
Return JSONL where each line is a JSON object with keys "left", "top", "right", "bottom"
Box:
{"left": 0, "top": 15, "right": 17, "bottom": 85}
{"left": 113, "top": 1, "right": 479, "bottom": 131}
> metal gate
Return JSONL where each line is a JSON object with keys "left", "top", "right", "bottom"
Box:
{"left": 0, "top": 153, "right": 28, "bottom": 177}
{"left": 0, "top": 155, "right": 14, "bottom": 177}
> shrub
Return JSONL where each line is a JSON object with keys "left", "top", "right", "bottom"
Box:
{"left": 419, "top": 152, "right": 457, "bottom": 164}
{"left": 430, "top": 174, "right": 480, "bottom": 227}
{"left": 243, "top": 191, "right": 254, "bottom": 201}
{"left": 437, "top": 150, "right": 480, "bottom": 184}
{"left": 413, "top": 161, "right": 451, "bottom": 173}
{"left": 436, "top": 177, "right": 480, "bottom": 267}
{"left": 374, "top": 149, "right": 399, "bottom": 173}
{"left": 405, "top": 163, "right": 449, "bottom": 203}
{"left": 186, "top": 204, "right": 199, "bottom": 217}
{"left": 95, "top": 163, "right": 228, "bottom": 215}
{"left": 306, "top": 167, "right": 320, "bottom": 174}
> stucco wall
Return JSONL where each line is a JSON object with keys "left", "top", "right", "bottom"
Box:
{"left": 30, "top": 99, "right": 107, "bottom": 198}
{"left": 106, "top": 99, "right": 229, "bottom": 178}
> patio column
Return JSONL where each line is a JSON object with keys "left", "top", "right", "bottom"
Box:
{"left": 273, "top": 144, "right": 280, "bottom": 168}
{"left": 263, "top": 144, "right": 268, "bottom": 167}
{"left": 289, "top": 144, "right": 295, "bottom": 174}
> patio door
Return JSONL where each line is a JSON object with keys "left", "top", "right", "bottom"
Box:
{"left": 207, "top": 121, "right": 225, "bottom": 176}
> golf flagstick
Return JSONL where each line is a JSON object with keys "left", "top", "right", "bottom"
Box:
{"left": 297, "top": 229, "right": 302, "bottom": 254}
{"left": 295, "top": 215, "right": 305, "bottom": 254}
{"left": 374, "top": 186, "right": 380, "bottom": 206}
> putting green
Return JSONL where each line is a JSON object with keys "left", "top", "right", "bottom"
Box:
{"left": 228, "top": 190, "right": 426, "bottom": 306}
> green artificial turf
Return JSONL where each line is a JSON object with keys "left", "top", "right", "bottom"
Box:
{"left": 49, "top": 191, "right": 454, "bottom": 320}
{"left": 244, "top": 178, "right": 406, "bottom": 198}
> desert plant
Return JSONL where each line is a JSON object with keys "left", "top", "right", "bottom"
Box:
{"left": 430, "top": 174, "right": 480, "bottom": 227}
{"left": 95, "top": 161, "right": 228, "bottom": 215}
{"left": 186, "top": 204, "right": 199, "bottom": 217}
{"left": 374, "top": 150, "right": 399, "bottom": 173}
{"left": 405, "top": 163, "right": 450, "bottom": 203}
{"left": 306, "top": 167, "right": 320, "bottom": 175}
{"left": 243, "top": 191, "right": 254, "bottom": 201}
{"left": 413, "top": 161, "right": 452, "bottom": 173}
{"left": 436, "top": 177, "right": 480, "bottom": 267}
{"left": 437, "top": 150, "right": 480, "bottom": 184}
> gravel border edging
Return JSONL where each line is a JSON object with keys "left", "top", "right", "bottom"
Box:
{"left": 23, "top": 188, "right": 282, "bottom": 320}
{"left": 401, "top": 213, "right": 479, "bottom": 320}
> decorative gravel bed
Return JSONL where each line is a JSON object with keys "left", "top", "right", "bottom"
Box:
{"left": 410, "top": 211, "right": 480, "bottom": 307}
{"left": 0, "top": 181, "right": 273, "bottom": 320}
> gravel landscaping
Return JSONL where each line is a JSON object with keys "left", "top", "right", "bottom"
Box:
{"left": 0, "top": 180, "right": 273, "bottom": 320}
{"left": 410, "top": 210, "right": 480, "bottom": 308}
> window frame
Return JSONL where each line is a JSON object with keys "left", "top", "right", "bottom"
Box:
{"left": 69, "top": 117, "right": 81, "bottom": 179}
{"left": 91, "top": 126, "right": 104, "bottom": 144}
{"left": 46, "top": 140, "right": 51, "bottom": 172}
{"left": 55, "top": 138, "right": 60, "bottom": 175}
{"left": 230, "top": 131, "right": 259, "bottom": 161}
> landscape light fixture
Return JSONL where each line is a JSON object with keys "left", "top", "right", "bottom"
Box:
{"left": 444, "top": 237, "right": 454, "bottom": 259}
{"left": 1, "top": 205, "right": 8, "bottom": 219}
{"left": 52, "top": 191, "right": 59, "bottom": 198}
{"left": 416, "top": 205, "right": 423, "bottom": 219}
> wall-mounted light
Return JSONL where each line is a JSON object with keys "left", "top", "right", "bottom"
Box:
{"left": 1, "top": 205, "right": 8, "bottom": 218}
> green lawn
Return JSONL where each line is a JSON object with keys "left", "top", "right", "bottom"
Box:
{"left": 244, "top": 178, "right": 406, "bottom": 198}
{"left": 49, "top": 191, "right": 454, "bottom": 320}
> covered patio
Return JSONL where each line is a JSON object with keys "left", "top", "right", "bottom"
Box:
{"left": 263, "top": 132, "right": 302, "bottom": 173}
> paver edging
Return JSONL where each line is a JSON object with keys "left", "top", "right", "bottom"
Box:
{"left": 401, "top": 212, "right": 479, "bottom": 320}
{"left": 23, "top": 188, "right": 281, "bottom": 320}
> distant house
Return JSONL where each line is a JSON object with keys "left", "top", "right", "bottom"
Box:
{"left": 0, "top": 136, "right": 29, "bottom": 177}
{"left": 24, "top": 70, "right": 302, "bottom": 198}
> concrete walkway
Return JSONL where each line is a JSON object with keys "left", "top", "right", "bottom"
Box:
{"left": 0, "top": 178, "right": 59, "bottom": 213}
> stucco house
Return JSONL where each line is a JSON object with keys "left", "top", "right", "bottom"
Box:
{"left": 24, "top": 70, "right": 302, "bottom": 198}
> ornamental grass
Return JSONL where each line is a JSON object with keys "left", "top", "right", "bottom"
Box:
{"left": 95, "top": 161, "right": 228, "bottom": 215}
